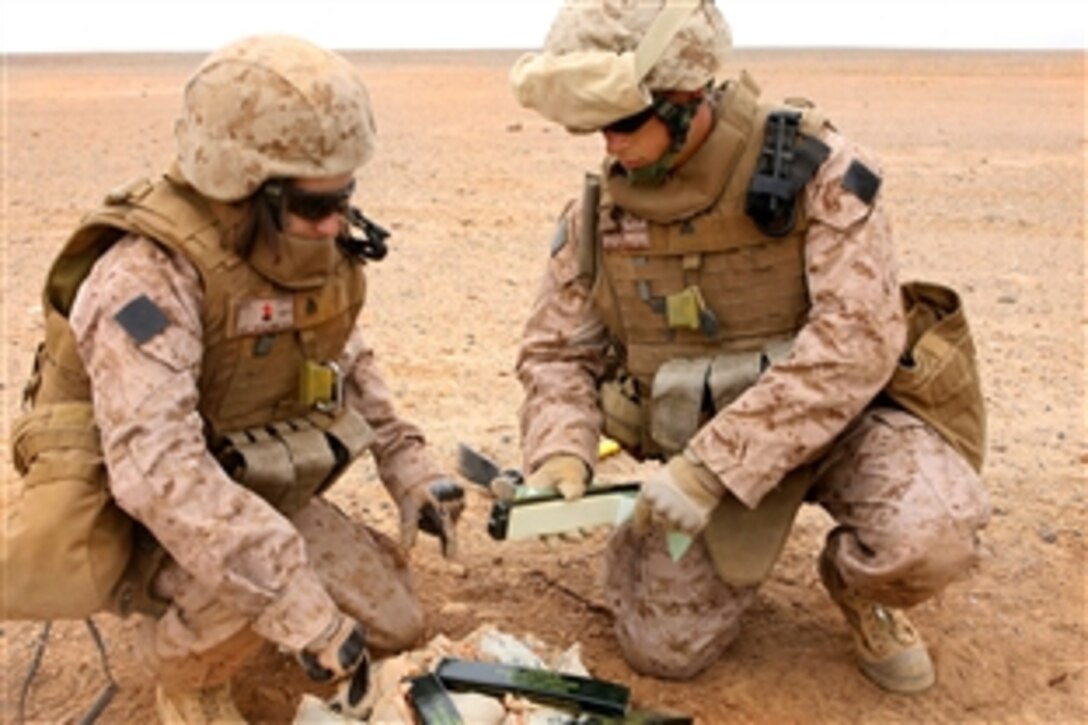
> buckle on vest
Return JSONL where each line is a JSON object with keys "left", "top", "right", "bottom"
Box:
{"left": 300, "top": 360, "right": 344, "bottom": 413}
{"left": 745, "top": 110, "right": 830, "bottom": 238}
{"left": 104, "top": 177, "right": 154, "bottom": 206}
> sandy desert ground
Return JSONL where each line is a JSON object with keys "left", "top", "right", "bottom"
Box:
{"left": 1, "top": 48, "right": 1085, "bottom": 723}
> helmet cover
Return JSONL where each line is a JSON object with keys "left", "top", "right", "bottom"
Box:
{"left": 175, "top": 34, "right": 376, "bottom": 201}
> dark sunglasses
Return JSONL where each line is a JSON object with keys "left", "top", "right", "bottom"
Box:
{"left": 602, "top": 105, "right": 657, "bottom": 134}
{"left": 281, "top": 179, "right": 357, "bottom": 222}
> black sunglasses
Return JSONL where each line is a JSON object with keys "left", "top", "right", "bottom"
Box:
{"left": 602, "top": 105, "right": 657, "bottom": 134}
{"left": 280, "top": 179, "right": 357, "bottom": 222}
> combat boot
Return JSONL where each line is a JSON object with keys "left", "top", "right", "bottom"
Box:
{"left": 155, "top": 682, "right": 246, "bottom": 724}
{"left": 819, "top": 551, "right": 935, "bottom": 694}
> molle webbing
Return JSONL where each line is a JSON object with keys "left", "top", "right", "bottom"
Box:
{"left": 594, "top": 90, "right": 817, "bottom": 389}
{"left": 194, "top": 260, "right": 364, "bottom": 433}
{"left": 34, "top": 172, "right": 365, "bottom": 439}
{"left": 29, "top": 178, "right": 224, "bottom": 408}
{"left": 76, "top": 176, "right": 363, "bottom": 435}
{"left": 608, "top": 231, "right": 808, "bottom": 385}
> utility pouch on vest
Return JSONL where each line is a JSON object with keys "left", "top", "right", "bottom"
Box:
{"left": 3, "top": 402, "right": 133, "bottom": 620}
{"left": 300, "top": 360, "right": 344, "bottom": 413}
{"left": 708, "top": 339, "right": 793, "bottom": 409}
{"left": 883, "top": 281, "right": 986, "bottom": 471}
{"left": 650, "top": 340, "right": 793, "bottom": 456}
{"left": 216, "top": 407, "right": 376, "bottom": 516}
{"left": 665, "top": 287, "right": 704, "bottom": 331}
{"left": 708, "top": 351, "right": 763, "bottom": 411}
{"left": 650, "top": 357, "right": 711, "bottom": 454}
{"left": 599, "top": 374, "right": 644, "bottom": 453}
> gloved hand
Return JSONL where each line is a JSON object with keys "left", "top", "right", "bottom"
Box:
{"left": 400, "top": 476, "right": 465, "bottom": 558}
{"left": 525, "top": 454, "right": 590, "bottom": 500}
{"left": 632, "top": 449, "right": 723, "bottom": 536}
{"left": 298, "top": 615, "right": 370, "bottom": 708}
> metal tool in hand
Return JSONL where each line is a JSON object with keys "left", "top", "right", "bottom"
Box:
{"left": 458, "top": 443, "right": 692, "bottom": 558}
{"left": 456, "top": 443, "right": 524, "bottom": 500}
{"left": 457, "top": 443, "right": 636, "bottom": 540}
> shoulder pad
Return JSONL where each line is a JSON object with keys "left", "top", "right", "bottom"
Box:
{"left": 736, "top": 69, "right": 761, "bottom": 99}
{"left": 104, "top": 177, "right": 155, "bottom": 206}
{"left": 782, "top": 97, "right": 833, "bottom": 138}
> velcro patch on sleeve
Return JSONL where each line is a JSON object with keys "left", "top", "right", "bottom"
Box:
{"left": 114, "top": 294, "right": 170, "bottom": 345}
{"left": 842, "top": 159, "right": 882, "bottom": 205}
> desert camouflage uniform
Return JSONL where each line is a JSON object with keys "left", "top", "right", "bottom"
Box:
{"left": 70, "top": 234, "right": 436, "bottom": 688}
{"left": 517, "top": 116, "right": 991, "bottom": 679}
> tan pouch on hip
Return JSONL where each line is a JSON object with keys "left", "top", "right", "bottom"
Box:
{"left": 4, "top": 402, "right": 133, "bottom": 620}
{"left": 650, "top": 357, "right": 710, "bottom": 455}
{"left": 884, "top": 281, "right": 986, "bottom": 471}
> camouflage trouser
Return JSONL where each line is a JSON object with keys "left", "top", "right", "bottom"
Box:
{"left": 136, "top": 498, "right": 423, "bottom": 690}
{"left": 603, "top": 406, "right": 991, "bottom": 680}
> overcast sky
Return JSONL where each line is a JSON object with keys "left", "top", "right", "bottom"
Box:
{"left": 1, "top": 0, "right": 1084, "bottom": 53}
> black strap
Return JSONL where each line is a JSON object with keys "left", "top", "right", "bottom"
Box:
{"left": 19, "top": 619, "right": 118, "bottom": 725}
{"left": 745, "top": 110, "right": 830, "bottom": 237}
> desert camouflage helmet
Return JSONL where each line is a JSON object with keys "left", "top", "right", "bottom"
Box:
{"left": 546, "top": 0, "right": 731, "bottom": 92}
{"left": 175, "top": 35, "right": 376, "bottom": 202}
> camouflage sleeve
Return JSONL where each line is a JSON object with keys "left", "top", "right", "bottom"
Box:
{"left": 69, "top": 234, "right": 340, "bottom": 652}
{"left": 690, "top": 130, "right": 907, "bottom": 509}
{"left": 515, "top": 200, "right": 610, "bottom": 474}
{"left": 339, "top": 327, "right": 444, "bottom": 502}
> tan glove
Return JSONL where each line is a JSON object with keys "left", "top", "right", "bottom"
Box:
{"left": 298, "top": 614, "right": 370, "bottom": 707}
{"left": 525, "top": 454, "right": 590, "bottom": 500}
{"left": 632, "top": 449, "right": 723, "bottom": 536}
{"left": 400, "top": 476, "right": 465, "bottom": 559}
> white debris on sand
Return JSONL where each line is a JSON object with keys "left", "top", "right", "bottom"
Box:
{"left": 293, "top": 625, "right": 593, "bottom": 724}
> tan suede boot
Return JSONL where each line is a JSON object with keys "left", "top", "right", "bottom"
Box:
{"left": 819, "top": 552, "right": 936, "bottom": 694}
{"left": 155, "top": 682, "right": 246, "bottom": 724}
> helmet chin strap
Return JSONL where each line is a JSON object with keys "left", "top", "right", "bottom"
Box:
{"left": 626, "top": 95, "right": 703, "bottom": 187}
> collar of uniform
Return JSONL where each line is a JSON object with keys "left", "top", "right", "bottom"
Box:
{"left": 247, "top": 232, "right": 341, "bottom": 290}
{"left": 603, "top": 104, "right": 746, "bottom": 224}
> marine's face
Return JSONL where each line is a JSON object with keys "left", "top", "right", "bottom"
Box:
{"left": 602, "top": 114, "right": 671, "bottom": 171}
{"left": 281, "top": 172, "right": 356, "bottom": 239}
